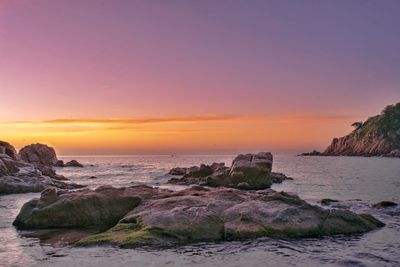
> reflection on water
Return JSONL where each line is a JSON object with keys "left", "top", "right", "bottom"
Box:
{"left": 1, "top": 155, "right": 399, "bottom": 266}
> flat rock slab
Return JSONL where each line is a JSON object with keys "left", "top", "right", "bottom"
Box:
{"left": 0, "top": 175, "right": 84, "bottom": 195}
{"left": 14, "top": 185, "right": 384, "bottom": 248}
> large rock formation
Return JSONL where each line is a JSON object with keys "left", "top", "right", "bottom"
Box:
{"left": 13, "top": 185, "right": 384, "bottom": 248}
{"left": 0, "top": 141, "right": 84, "bottom": 194}
{"left": 19, "top": 143, "right": 59, "bottom": 166}
{"left": 168, "top": 152, "right": 292, "bottom": 189}
{"left": 300, "top": 103, "right": 400, "bottom": 157}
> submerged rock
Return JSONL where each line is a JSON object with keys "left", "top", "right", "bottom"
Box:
{"left": 64, "top": 160, "right": 84, "bottom": 168}
{"left": 298, "top": 150, "right": 322, "bottom": 156}
{"left": 320, "top": 198, "right": 339, "bottom": 206}
{"left": 372, "top": 201, "right": 398, "bottom": 209}
{"left": 14, "top": 185, "right": 385, "bottom": 248}
{"left": 168, "top": 152, "right": 278, "bottom": 190}
{"left": 270, "top": 172, "right": 294, "bottom": 183}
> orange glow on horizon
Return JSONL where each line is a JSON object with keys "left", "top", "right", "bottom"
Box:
{"left": 0, "top": 113, "right": 360, "bottom": 155}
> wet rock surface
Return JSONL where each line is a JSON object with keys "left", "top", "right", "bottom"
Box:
{"left": 13, "top": 185, "right": 385, "bottom": 248}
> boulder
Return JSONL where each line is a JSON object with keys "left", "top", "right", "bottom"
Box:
{"left": 19, "top": 143, "right": 58, "bottom": 167}
{"left": 64, "top": 160, "right": 84, "bottom": 168}
{"left": 13, "top": 186, "right": 385, "bottom": 248}
{"left": 0, "top": 141, "right": 19, "bottom": 160}
{"left": 13, "top": 185, "right": 169, "bottom": 229}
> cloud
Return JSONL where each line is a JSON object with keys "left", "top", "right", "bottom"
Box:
{"left": 0, "top": 115, "right": 240, "bottom": 133}
{"left": 43, "top": 115, "right": 238, "bottom": 124}
{"left": 0, "top": 113, "right": 361, "bottom": 128}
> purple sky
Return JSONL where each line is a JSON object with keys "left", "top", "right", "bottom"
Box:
{"left": 0, "top": 0, "right": 399, "bottom": 153}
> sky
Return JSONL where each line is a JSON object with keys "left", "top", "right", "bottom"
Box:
{"left": 0, "top": 0, "right": 399, "bottom": 155}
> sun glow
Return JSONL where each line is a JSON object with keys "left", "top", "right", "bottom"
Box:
{"left": 0, "top": 113, "right": 357, "bottom": 155}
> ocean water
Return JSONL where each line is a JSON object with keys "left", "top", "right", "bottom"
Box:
{"left": 0, "top": 155, "right": 399, "bottom": 267}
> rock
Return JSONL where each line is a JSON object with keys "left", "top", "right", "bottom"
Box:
{"left": 0, "top": 154, "right": 21, "bottom": 176}
{"left": 372, "top": 201, "right": 398, "bottom": 209}
{"left": 13, "top": 186, "right": 384, "bottom": 248}
{"left": 320, "top": 198, "right": 339, "bottom": 206}
{"left": 237, "top": 182, "right": 250, "bottom": 190}
{"left": 384, "top": 149, "right": 400, "bottom": 157}
{"left": 0, "top": 175, "right": 84, "bottom": 195}
{"left": 64, "top": 160, "right": 84, "bottom": 168}
{"left": 89, "top": 176, "right": 97, "bottom": 179}
{"left": 55, "top": 160, "right": 65, "bottom": 167}
{"left": 270, "top": 172, "right": 293, "bottom": 183}
{"left": 0, "top": 142, "right": 83, "bottom": 195}
{"left": 168, "top": 153, "right": 275, "bottom": 190}
{"left": 298, "top": 150, "right": 322, "bottom": 156}
{"left": 19, "top": 143, "right": 58, "bottom": 167}
{"left": 168, "top": 167, "right": 187, "bottom": 175}
{"left": 0, "top": 141, "right": 19, "bottom": 160}
{"left": 13, "top": 185, "right": 169, "bottom": 229}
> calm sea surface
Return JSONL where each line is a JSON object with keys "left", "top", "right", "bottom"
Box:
{"left": 1, "top": 155, "right": 399, "bottom": 267}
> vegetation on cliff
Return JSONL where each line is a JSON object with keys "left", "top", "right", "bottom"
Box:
{"left": 302, "top": 103, "right": 400, "bottom": 157}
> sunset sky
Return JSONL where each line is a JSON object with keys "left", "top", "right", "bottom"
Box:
{"left": 1, "top": 0, "right": 399, "bottom": 155}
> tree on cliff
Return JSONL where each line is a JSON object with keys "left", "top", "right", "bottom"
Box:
{"left": 351, "top": 122, "right": 363, "bottom": 129}
{"left": 380, "top": 102, "right": 400, "bottom": 133}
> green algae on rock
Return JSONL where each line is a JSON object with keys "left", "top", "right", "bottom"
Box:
{"left": 13, "top": 185, "right": 385, "bottom": 248}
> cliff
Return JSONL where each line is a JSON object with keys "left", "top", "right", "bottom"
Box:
{"left": 323, "top": 103, "right": 400, "bottom": 157}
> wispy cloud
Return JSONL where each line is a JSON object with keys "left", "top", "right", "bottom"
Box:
{"left": 43, "top": 115, "right": 238, "bottom": 124}
{"left": 0, "top": 113, "right": 361, "bottom": 128}
{"left": 0, "top": 115, "right": 240, "bottom": 133}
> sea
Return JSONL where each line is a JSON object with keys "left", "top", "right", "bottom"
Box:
{"left": 0, "top": 155, "right": 399, "bottom": 267}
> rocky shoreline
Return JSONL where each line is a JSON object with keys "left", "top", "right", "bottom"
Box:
{"left": 0, "top": 143, "right": 384, "bottom": 248}
{"left": 0, "top": 140, "right": 389, "bottom": 248}
{"left": 0, "top": 141, "right": 84, "bottom": 195}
